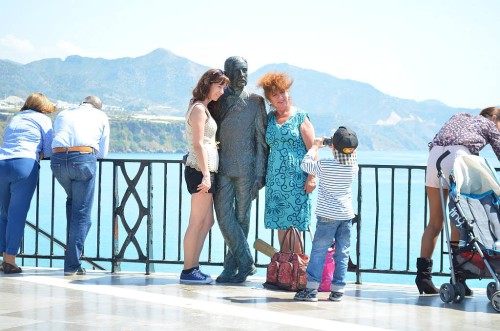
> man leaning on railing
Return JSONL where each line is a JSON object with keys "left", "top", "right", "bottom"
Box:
{"left": 50, "top": 96, "right": 110, "bottom": 276}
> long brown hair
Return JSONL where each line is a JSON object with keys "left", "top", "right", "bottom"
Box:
{"left": 192, "top": 69, "right": 230, "bottom": 102}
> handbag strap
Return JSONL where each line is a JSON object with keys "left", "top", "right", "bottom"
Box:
{"left": 295, "top": 227, "right": 306, "bottom": 254}
{"left": 279, "top": 226, "right": 305, "bottom": 254}
{"left": 278, "top": 227, "right": 293, "bottom": 252}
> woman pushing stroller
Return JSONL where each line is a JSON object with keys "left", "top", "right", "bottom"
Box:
{"left": 417, "top": 106, "right": 500, "bottom": 295}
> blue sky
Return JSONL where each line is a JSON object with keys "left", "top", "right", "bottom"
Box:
{"left": 1, "top": 0, "right": 499, "bottom": 109}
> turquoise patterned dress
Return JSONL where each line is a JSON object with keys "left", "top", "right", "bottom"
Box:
{"left": 264, "top": 109, "right": 311, "bottom": 231}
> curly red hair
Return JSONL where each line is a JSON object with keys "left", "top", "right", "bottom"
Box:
{"left": 256, "top": 72, "right": 293, "bottom": 102}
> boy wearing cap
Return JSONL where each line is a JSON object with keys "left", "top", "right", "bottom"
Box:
{"left": 294, "top": 126, "right": 359, "bottom": 302}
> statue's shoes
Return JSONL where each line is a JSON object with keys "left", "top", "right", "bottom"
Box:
{"left": 215, "top": 269, "right": 237, "bottom": 283}
{"left": 228, "top": 265, "right": 257, "bottom": 283}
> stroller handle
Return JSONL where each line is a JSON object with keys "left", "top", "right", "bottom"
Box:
{"left": 436, "top": 150, "right": 451, "bottom": 173}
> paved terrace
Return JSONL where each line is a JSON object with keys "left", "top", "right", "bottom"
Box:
{"left": 1, "top": 267, "right": 499, "bottom": 330}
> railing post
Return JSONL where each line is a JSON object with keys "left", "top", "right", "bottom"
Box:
{"left": 146, "top": 162, "right": 154, "bottom": 275}
{"left": 355, "top": 167, "right": 362, "bottom": 284}
{"left": 112, "top": 162, "right": 121, "bottom": 272}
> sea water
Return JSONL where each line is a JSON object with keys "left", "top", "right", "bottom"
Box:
{"left": 22, "top": 149, "right": 500, "bottom": 289}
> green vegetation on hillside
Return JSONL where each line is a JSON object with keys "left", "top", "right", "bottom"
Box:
{"left": 110, "top": 121, "right": 186, "bottom": 152}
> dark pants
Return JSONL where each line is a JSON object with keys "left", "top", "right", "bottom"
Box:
{"left": 214, "top": 174, "right": 254, "bottom": 273}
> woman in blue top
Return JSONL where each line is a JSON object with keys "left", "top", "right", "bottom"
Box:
{"left": 257, "top": 73, "right": 316, "bottom": 252}
{"left": 0, "top": 93, "right": 55, "bottom": 274}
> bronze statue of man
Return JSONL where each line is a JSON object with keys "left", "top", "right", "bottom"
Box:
{"left": 211, "top": 56, "right": 268, "bottom": 283}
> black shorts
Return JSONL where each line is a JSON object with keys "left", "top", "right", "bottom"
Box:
{"left": 184, "top": 166, "right": 216, "bottom": 194}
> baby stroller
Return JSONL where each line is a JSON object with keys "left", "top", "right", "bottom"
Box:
{"left": 436, "top": 151, "right": 500, "bottom": 312}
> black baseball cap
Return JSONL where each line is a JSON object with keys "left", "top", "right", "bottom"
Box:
{"left": 332, "top": 126, "right": 358, "bottom": 154}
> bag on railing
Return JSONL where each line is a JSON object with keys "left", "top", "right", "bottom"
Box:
{"left": 265, "top": 226, "right": 309, "bottom": 291}
{"left": 318, "top": 244, "right": 335, "bottom": 292}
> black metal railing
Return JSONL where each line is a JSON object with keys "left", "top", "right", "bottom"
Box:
{"left": 18, "top": 158, "right": 461, "bottom": 283}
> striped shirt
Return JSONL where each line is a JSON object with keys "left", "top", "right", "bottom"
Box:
{"left": 300, "top": 148, "right": 359, "bottom": 220}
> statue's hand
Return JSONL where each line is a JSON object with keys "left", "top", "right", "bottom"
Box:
{"left": 251, "top": 176, "right": 265, "bottom": 200}
{"left": 256, "top": 176, "right": 265, "bottom": 189}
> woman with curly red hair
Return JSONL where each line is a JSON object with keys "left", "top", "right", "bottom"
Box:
{"left": 257, "top": 72, "right": 316, "bottom": 252}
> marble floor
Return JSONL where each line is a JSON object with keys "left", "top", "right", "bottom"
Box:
{"left": 1, "top": 268, "right": 500, "bottom": 330}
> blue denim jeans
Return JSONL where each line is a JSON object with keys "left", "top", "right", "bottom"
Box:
{"left": 214, "top": 174, "right": 254, "bottom": 273}
{"left": 0, "top": 158, "right": 40, "bottom": 255}
{"left": 50, "top": 152, "right": 96, "bottom": 272}
{"left": 305, "top": 216, "right": 352, "bottom": 292}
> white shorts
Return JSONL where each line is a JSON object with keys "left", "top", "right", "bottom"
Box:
{"left": 425, "top": 145, "right": 471, "bottom": 188}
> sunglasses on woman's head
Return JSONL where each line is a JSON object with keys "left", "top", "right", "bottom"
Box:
{"left": 211, "top": 69, "right": 225, "bottom": 78}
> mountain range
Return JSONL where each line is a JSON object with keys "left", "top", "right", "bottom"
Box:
{"left": 0, "top": 48, "right": 475, "bottom": 151}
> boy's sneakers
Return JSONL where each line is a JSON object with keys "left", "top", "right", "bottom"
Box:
{"left": 180, "top": 269, "right": 213, "bottom": 284}
{"left": 329, "top": 291, "right": 344, "bottom": 301}
{"left": 294, "top": 288, "right": 318, "bottom": 302}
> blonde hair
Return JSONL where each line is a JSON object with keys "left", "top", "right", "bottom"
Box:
{"left": 20, "top": 93, "right": 56, "bottom": 114}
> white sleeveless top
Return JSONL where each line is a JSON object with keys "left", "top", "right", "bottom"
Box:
{"left": 185, "top": 102, "right": 219, "bottom": 172}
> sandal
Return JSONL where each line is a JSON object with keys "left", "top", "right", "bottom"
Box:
{"left": 3, "top": 262, "right": 22, "bottom": 274}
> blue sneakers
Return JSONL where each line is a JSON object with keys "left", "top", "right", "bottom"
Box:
{"left": 294, "top": 288, "right": 318, "bottom": 302}
{"left": 294, "top": 289, "right": 344, "bottom": 302}
{"left": 329, "top": 291, "right": 344, "bottom": 301}
{"left": 196, "top": 268, "right": 211, "bottom": 279}
{"left": 180, "top": 269, "right": 213, "bottom": 284}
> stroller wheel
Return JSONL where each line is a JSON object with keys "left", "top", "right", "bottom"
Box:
{"left": 487, "top": 282, "right": 498, "bottom": 301}
{"left": 491, "top": 291, "right": 500, "bottom": 313}
{"left": 453, "top": 283, "right": 465, "bottom": 303}
{"left": 439, "top": 283, "right": 455, "bottom": 303}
